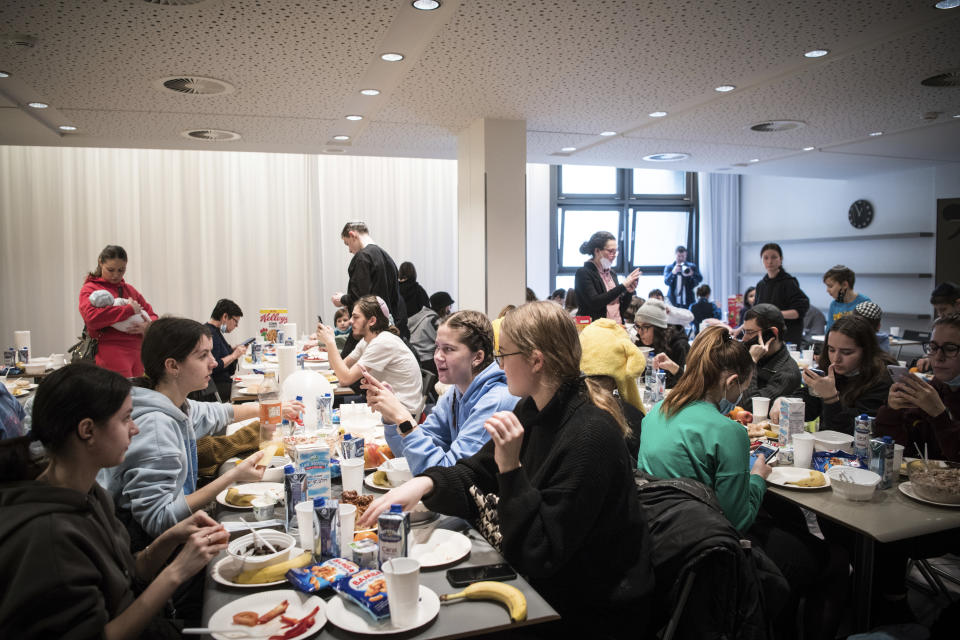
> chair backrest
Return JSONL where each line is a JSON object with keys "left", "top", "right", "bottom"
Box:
{"left": 421, "top": 369, "right": 439, "bottom": 406}
{"left": 902, "top": 329, "right": 931, "bottom": 342}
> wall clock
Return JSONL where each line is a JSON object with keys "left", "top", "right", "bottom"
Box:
{"left": 848, "top": 199, "right": 874, "bottom": 229}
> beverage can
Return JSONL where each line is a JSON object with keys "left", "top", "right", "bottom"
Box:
{"left": 377, "top": 504, "right": 410, "bottom": 567}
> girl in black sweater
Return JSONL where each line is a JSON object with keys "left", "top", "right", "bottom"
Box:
{"left": 359, "top": 301, "right": 653, "bottom": 638}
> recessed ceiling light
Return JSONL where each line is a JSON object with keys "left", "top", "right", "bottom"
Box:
{"left": 649, "top": 111, "right": 668, "bottom": 118}
{"left": 380, "top": 53, "right": 404, "bottom": 62}
{"left": 0, "top": 71, "right": 9, "bottom": 78}
{"left": 935, "top": 0, "right": 959, "bottom": 9}
{"left": 599, "top": 131, "right": 616, "bottom": 136}
{"left": 749, "top": 158, "right": 760, "bottom": 163}
{"left": 561, "top": 147, "right": 577, "bottom": 152}
{"left": 643, "top": 152, "right": 690, "bottom": 162}
{"left": 360, "top": 89, "right": 380, "bottom": 96}
{"left": 804, "top": 49, "right": 829, "bottom": 58}
{"left": 412, "top": 0, "right": 440, "bottom": 9}
{"left": 802, "top": 146, "right": 815, "bottom": 151}
{"left": 345, "top": 115, "right": 363, "bottom": 121}
{"left": 715, "top": 85, "right": 736, "bottom": 92}
{"left": 27, "top": 102, "right": 48, "bottom": 109}
{"left": 58, "top": 125, "right": 77, "bottom": 131}
{"left": 333, "top": 135, "right": 350, "bottom": 141}
{"left": 869, "top": 131, "right": 883, "bottom": 136}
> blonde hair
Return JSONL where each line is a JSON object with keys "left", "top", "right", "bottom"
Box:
{"left": 500, "top": 301, "right": 628, "bottom": 436}
{"left": 661, "top": 325, "right": 753, "bottom": 418}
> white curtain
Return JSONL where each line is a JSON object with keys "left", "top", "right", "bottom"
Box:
{"left": 698, "top": 172, "right": 741, "bottom": 317}
{"left": 0, "top": 146, "right": 457, "bottom": 354}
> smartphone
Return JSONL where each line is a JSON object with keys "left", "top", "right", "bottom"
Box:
{"left": 886, "top": 364, "right": 910, "bottom": 383}
{"left": 446, "top": 563, "right": 518, "bottom": 588}
{"left": 754, "top": 444, "right": 779, "bottom": 465}
{"left": 807, "top": 367, "right": 825, "bottom": 377}
{"left": 241, "top": 337, "right": 256, "bottom": 347}
{"left": 317, "top": 314, "right": 323, "bottom": 325}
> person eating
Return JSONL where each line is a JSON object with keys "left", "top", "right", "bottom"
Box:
{"left": 363, "top": 310, "right": 518, "bottom": 474}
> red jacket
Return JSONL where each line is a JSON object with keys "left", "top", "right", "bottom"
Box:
{"left": 875, "top": 378, "right": 960, "bottom": 463}
{"left": 79, "top": 276, "right": 158, "bottom": 375}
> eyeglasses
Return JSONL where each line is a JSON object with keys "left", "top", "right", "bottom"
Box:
{"left": 493, "top": 350, "right": 522, "bottom": 367}
{"left": 922, "top": 341, "right": 960, "bottom": 358}
{"left": 739, "top": 328, "right": 761, "bottom": 340}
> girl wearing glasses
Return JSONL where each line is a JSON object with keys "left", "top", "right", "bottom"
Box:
{"left": 800, "top": 314, "right": 895, "bottom": 435}
{"left": 876, "top": 312, "right": 960, "bottom": 461}
{"left": 358, "top": 302, "right": 653, "bottom": 637}
{"left": 573, "top": 230, "right": 641, "bottom": 322}
{"left": 362, "top": 310, "right": 518, "bottom": 475}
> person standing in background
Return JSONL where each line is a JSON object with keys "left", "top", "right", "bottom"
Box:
{"left": 78, "top": 245, "right": 158, "bottom": 377}
{"left": 823, "top": 265, "right": 870, "bottom": 332}
{"left": 574, "top": 231, "right": 641, "bottom": 322}
{"left": 689, "top": 284, "right": 722, "bottom": 335}
{"left": 754, "top": 243, "right": 810, "bottom": 345}
{"left": 333, "top": 222, "right": 409, "bottom": 355}
{"left": 205, "top": 299, "right": 247, "bottom": 401}
{"left": 663, "top": 245, "right": 702, "bottom": 308}
{"left": 398, "top": 261, "right": 430, "bottom": 318}
{"left": 738, "top": 286, "right": 756, "bottom": 326}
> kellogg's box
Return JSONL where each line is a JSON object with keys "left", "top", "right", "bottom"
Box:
{"left": 259, "top": 308, "right": 289, "bottom": 343}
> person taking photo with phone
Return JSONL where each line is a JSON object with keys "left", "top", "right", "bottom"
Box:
{"left": 205, "top": 299, "right": 247, "bottom": 401}
{"left": 737, "top": 304, "right": 802, "bottom": 414}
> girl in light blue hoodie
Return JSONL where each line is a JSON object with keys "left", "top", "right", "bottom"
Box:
{"left": 98, "top": 317, "right": 300, "bottom": 547}
{"left": 363, "top": 310, "right": 518, "bottom": 475}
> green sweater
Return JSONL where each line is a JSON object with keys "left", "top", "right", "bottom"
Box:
{"left": 638, "top": 400, "right": 766, "bottom": 531}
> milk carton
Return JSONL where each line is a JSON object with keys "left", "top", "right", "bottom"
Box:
{"left": 297, "top": 442, "right": 331, "bottom": 500}
{"left": 779, "top": 398, "right": 806, "bottom": 446}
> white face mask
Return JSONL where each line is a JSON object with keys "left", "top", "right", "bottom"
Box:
{"left": 599, "top": 257, "right": 613, "bottom": 270}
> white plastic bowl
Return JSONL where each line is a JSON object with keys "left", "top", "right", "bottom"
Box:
{"left": 827, "top": 466, "right": 881, "bottom": 501}
{"left": 814, "top": 430, "right": 854, "bottom": 453}
{"left": 227, "top": 530, "right": 296, "bottom": 571}
{"left": 24, "top": 360, "right": 48, "bottom": 375}
{"left": 384, "top": 457, "right": 413, "bottom": 486}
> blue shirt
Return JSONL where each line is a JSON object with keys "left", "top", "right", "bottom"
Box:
{"left": 827, "top": 293, "right": 870, "bottom": 332}
{"left": 0, "top": 384, "right": 26, "bottom": 439}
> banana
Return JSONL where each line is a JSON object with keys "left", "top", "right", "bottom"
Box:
{"left": 225, "top": 487, "right": 257, "bottom": 507}
{"left": 440, "top": 581, "right": 527, "bottom": 622}
{"left": 233, "top": 551, "right": 313, "bottom": 584}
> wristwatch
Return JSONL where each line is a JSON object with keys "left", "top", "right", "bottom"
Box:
{"left": 398, "top": 420, "right": 416, "bottom": 435}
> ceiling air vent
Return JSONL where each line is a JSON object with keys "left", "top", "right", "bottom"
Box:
{"left": 181, "top": 129, "right": 241, "bottom": 142}
{"left": 749, "top": 120, "right": 806, "bottom": 132}
{"left": 921, "top": 70, "right": 960, "bottom": 87}
{"left": 643, "top": 153, "right": 690, "bottom": 162}
{"left": 156, "top": 76, "right": 234, "bottom": 96}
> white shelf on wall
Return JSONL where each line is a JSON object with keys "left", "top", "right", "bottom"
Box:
{"left": 739, "top": 273, "right": 933, "bottom": 279}
{"left": 739, "top": 232, "right": 934, "bottom": 246}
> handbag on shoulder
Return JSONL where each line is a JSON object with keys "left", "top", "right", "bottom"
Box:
{"left": 68, "top": 325, "right": 98, "bottom": 363}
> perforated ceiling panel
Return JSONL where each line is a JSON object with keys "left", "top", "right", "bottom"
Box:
{"left": 0, "top": 0, "right": 957, "bottom": 176}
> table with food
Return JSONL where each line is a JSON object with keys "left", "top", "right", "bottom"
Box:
{"left": 197, "top": 418, "right": 560, "bottom": 639}
{"left": 231, "top": 346, "right": 354, "bottom": 403}
{"left": 733, "top": 402, "right": 960, "bottom": 631}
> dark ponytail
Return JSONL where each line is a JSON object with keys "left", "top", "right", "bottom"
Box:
{"left": 88, "top": 244, "right": 128, "bottom": 279}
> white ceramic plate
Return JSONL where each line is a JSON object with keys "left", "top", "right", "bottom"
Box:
{"left": 767, "top": 466, "right": 831, "bottom": 490}
{"left": 207, "top": 589, "right": 325, "bottom": 640}
{"left": 408, "top": 529, "right": 471, "bottom": 568}
{"left": 364, "top": 473, "right": 395, "bottom": 492}
{"left": 898, "top": 482, "right": 960, "bottom": 508}
{"left": 326, "top": 585, "right": 439, "bottom": 635}
{"left": 210, "top": 548, "right": 304, "bottom": 588}
{"left": 235, "top": 386, "right": 259, "bottom": 396}
{"left": 216, "top": 482, "right": 284, "bottom": 509}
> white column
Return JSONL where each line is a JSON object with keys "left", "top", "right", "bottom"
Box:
{"left": 457, "top": 118, "right": 527, "bottom": 317}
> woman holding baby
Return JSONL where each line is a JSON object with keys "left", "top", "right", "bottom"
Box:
{"left": 79, "top": 245, "right": 158, "bottom": 377}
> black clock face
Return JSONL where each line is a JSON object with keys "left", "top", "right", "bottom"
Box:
{"left": 849, "top": 199, "right": 874, "bottom": 229}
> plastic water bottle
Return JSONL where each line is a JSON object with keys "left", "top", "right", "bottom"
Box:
{"left": 258, "top": 370, "right": 283, "bottom": 447}
{"left": 853, "top": 414, "right": 872, "bottom": 461}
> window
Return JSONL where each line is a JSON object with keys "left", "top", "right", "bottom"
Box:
{"left": 550, "top": 166, "right": 697, "bottom": 296}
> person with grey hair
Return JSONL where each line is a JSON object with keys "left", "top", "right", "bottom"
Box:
{"left": 737, "top": 303, "right": 802, "bottom": 413}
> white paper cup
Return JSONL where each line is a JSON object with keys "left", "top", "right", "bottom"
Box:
{"left": 382, "top": 557, "right": 420, "bottom": 627}
{"left": 340, "top": 458, "right": 365, "bottom": 494}
{"left": 802, "top": 349, "right": 814, "bottom": 362}
{"left": 890, "top": 326, "right": 901, "bottom": 339}
{"left": 251, "top": 496, "right": 277, "bottom": 521}
{"left": 338, "top": 503, "right": 357, "bottom": 560}
{"left": 792, "top": 432, "right": 816, "bottom": 469}
{"left": 295, "top": 500, "right": 315, "bottom": 552}
{"left": 752, "top": 397, "right": 770, "bottom": 419}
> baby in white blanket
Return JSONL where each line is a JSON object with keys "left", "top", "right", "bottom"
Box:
{"left": 88, "top": 289, "right": 151, "bottom": 333}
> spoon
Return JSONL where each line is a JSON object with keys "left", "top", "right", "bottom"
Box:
{"left": 237, "top": 516, "right": 277, "bottom": 554}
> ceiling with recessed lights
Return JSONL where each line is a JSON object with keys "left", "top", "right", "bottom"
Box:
{"left": 0, "top": 0, "right": 958, "bottom": 178}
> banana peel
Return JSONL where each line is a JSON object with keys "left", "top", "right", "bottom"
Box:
{"left": 371, "top": 470, "right": 390, "bottom": 487}
{"left": 785, "top": 470, "right": 826, "bottom": 488}
{"left": 225, "top": 487, "right": 257, "bottom": 507}
{"left": 440, "top": 581, "right": 527, "bottom": 622}
{"left": 232, "top": 551, "right": 312, "bottom": 584}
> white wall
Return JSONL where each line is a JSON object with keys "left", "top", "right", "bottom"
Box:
{"left": 740, "top": 165, "right": 946, "bottom": 342}
{"left": 525, "top": 163, "right": 551, "bottom": 300}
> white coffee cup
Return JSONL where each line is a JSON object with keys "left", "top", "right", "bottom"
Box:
{"left": 890, "top": 326, "right": 901, "bottom": 339}
{"left": 382, "top": 557, "right": 421, "bottom": 627}
{"left": 340, "top": 458, "right": 365, "bottom": 494}
{"left": 792, "top": 432, "right": 816, "bottom": 469}
{"left": 338, "top": 503, "right": 357, "bottom": 560}
{"left": 752, "top": 397, "right": 770, "bottom": 419}
{"left": 294, "top": 500, "right": 315, "bottom": 552}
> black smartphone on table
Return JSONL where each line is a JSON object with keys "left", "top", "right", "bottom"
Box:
{"left": 241, "top": 337, "right": 256, "bottom": 347}
{"left": 446, "top": 563, "right": 518, "bottom": 587}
